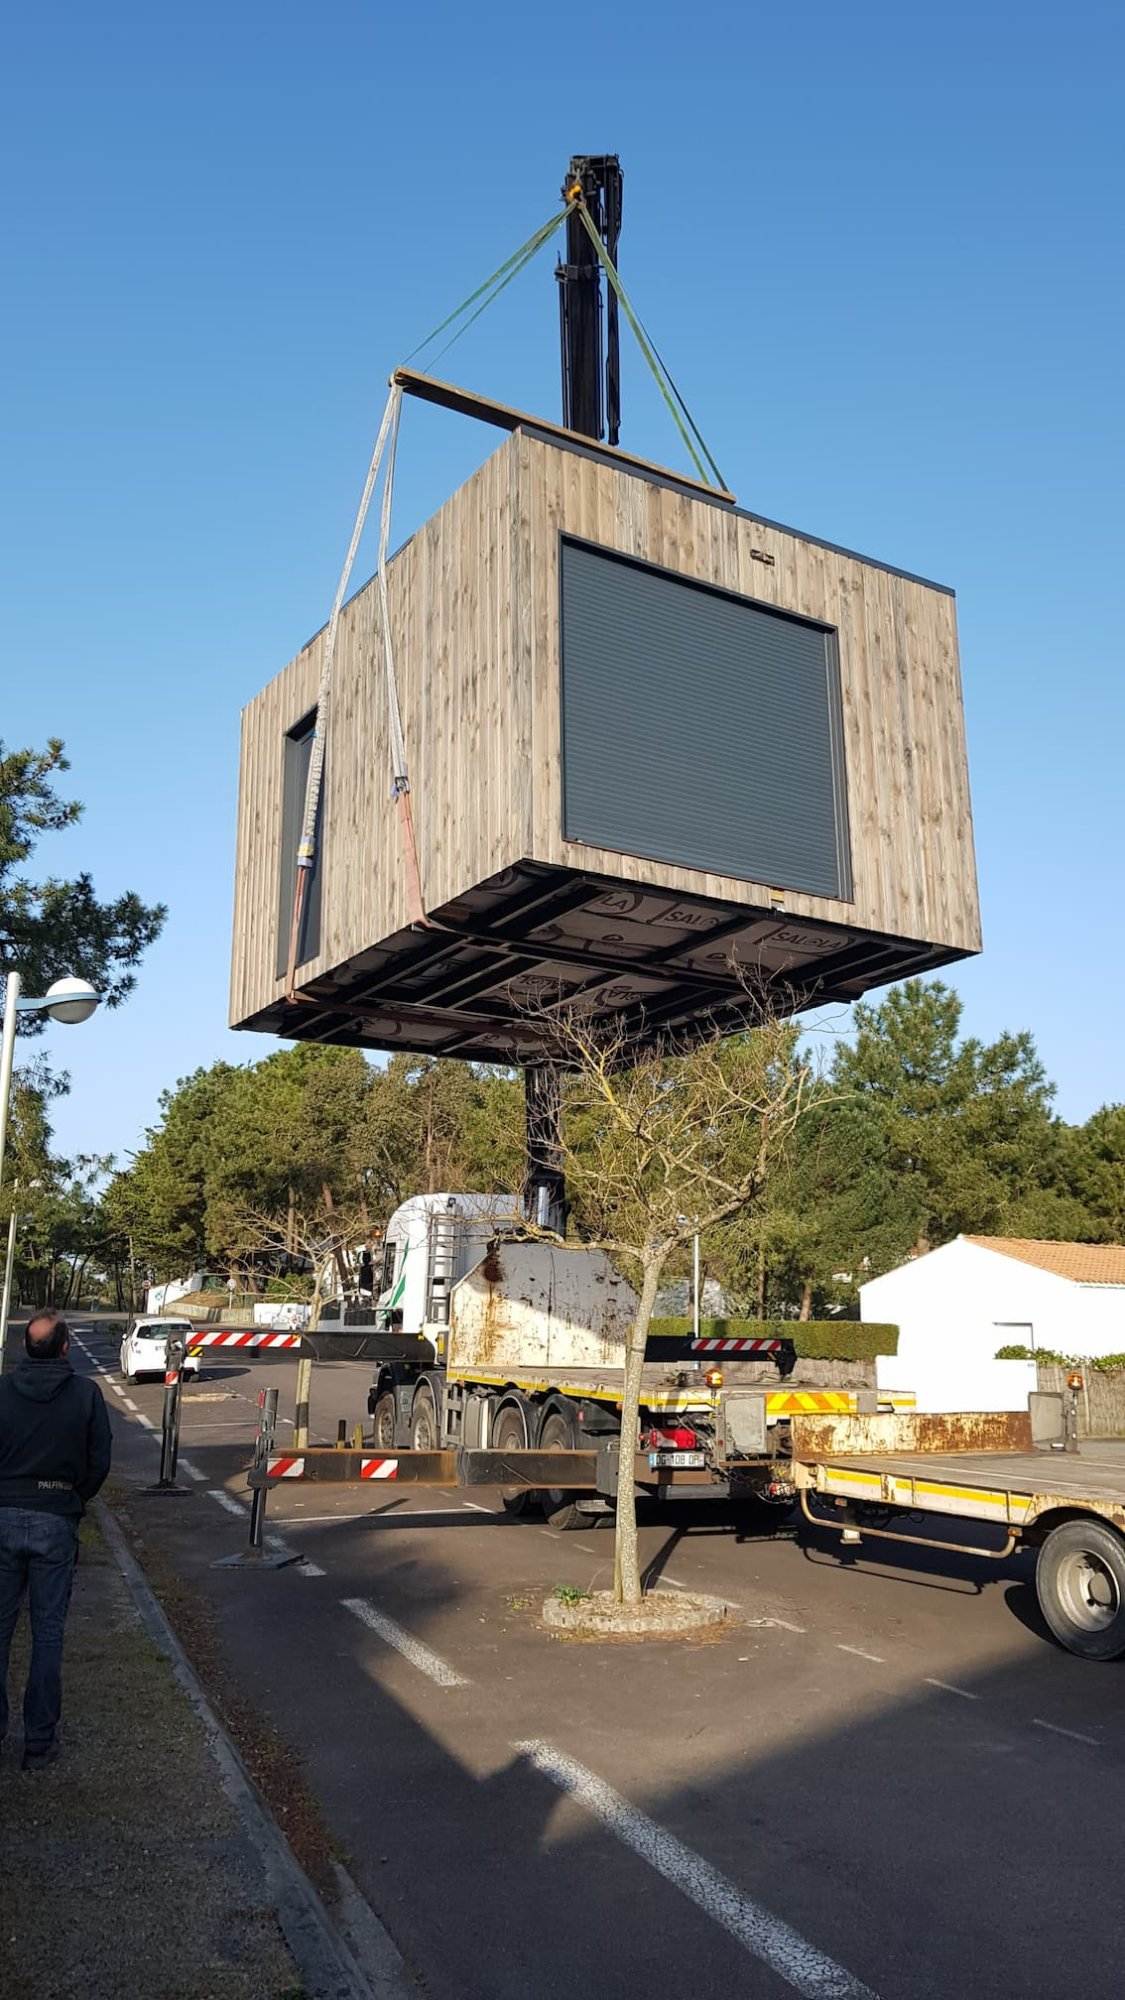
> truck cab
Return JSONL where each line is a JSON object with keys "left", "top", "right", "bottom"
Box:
{"left": 375, "top": 1192, "right": 523, "bottom": 1338}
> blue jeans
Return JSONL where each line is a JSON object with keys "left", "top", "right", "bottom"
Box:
{"left": 0, "top": 1509, "right": 78, "bottom": 1753}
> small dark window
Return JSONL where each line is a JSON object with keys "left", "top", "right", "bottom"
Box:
{"left": 276, "top": 710, "right": 323, "bottom": 976}
{"left": 380, "top": 1240, "right": 398, "bottom": 1294}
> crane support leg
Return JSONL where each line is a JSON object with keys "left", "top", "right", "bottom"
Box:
{"left": 523, "top": 1063, "right": 566, "bottom": 1236}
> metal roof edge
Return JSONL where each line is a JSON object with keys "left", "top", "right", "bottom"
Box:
{"left": 518, "top": 424, "right": 956, "bottom": 598}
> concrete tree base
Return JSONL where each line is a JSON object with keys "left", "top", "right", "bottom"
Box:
{"left": 541, "top": 1588, "right": 732, "bottom": 1640}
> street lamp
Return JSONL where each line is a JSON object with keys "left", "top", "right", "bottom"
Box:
{"left": 39, "top": 974, "right": 100, "bottom": 1026}
{"left": 0, "top": 971, "right": 101, "bottom": 1366}
{"left": 0, "top": 1177, "right": 42, "bottom": 1351}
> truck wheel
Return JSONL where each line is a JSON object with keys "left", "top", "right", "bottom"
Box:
{"left": 1036, "top": 1518, "right": 1125, "bottom": 1661}
{"left": 494, "top": 1400, "right": 533, "bottom": 1517}
{"left": 538, "top": 1408, "right": 586, "bottom": 1531}
{"left": 410, "top": 1384, "right": 439, "bottom": 1453}
{"left": 373, "top": 1393, "right": 398, "bottom": 1451}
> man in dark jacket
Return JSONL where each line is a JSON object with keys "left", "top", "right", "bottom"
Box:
{"left": 0, "top": 1310, "right": 112, "bottom": 1768}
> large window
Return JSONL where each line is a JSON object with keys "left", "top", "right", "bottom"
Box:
{"left": 560, "top": 540, "right": 852, "bottom": 901}
{"left": 275, "top": 710, "right": 323, "bottom": 976}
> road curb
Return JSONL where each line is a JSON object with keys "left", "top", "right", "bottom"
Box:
{"left": 95, "top": 1499, "right": 414, "bottom": 2000}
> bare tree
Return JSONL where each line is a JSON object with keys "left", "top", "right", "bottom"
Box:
{"left": 525, "top": 997, "right": 822, "bottom": 1607}
{"left": 215, "top": 1191, "right": 370, "bottom": 1329}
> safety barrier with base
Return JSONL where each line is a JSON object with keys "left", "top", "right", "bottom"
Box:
{"left": 229, "top": 1437, "right": 737, "bottom": 1559}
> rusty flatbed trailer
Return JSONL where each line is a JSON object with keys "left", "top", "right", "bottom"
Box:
{"left": 789, "top": 1410, "right": 1125, "bottom": 1662}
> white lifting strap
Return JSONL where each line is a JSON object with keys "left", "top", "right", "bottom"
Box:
{"left": 296, "top": 379, "right": 404, "bottom": 868}
{"left": 287, "top": 380, "right": 419, "bottom": 994}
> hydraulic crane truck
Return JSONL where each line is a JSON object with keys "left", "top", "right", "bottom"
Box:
{"left": 318, "top": 1192, "right": 904, "bottom": 1531}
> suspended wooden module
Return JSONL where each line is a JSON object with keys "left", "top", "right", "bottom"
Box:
{"left": 230, "top": 373, "right": 980, "bottom": 1064}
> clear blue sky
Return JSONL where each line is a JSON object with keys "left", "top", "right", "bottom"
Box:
{"left": 3, "top": 1, "right": 1122, "bottom": 1163}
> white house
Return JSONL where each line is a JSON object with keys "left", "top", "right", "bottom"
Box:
{"left": 862, "top": 1236, "right": 1125, "bottom": 1413}
{"left": 146, "top": 1271, "right": 208, "bottom": 1313}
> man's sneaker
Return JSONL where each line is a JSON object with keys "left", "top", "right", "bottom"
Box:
{"left": 21, "top": 1743, "right": 60, "bottom": 1772}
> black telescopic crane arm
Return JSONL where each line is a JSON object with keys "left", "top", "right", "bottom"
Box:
{"left": 526, "top": 154, "right": 623, "bottom": 1238}
{"left": 556, "top": 153, "right": 623, "bottom": 445}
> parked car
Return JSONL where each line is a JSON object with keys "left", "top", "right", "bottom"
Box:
{"left": 119, "top": 1317, "right": 201, "bottom": 1383}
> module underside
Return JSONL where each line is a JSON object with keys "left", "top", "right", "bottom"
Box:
{"left": 237, "top": 858, "right": 967, "bottom": 1065}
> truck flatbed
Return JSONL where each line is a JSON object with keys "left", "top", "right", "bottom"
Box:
{"left": 796, "top": 1437, "right": 1125, "bottom": 1530}
{"left": 449, "top": 1363, "right": 914, "bottom": 1421}
{"left": 787, "top": 1412, "right": 1125, "bottom": 1659}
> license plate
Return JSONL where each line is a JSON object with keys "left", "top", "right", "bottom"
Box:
{"left": 648, "top": 1449, "right": 707, "bottom": 1469}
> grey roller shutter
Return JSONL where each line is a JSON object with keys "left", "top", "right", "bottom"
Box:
{"left": 560, "top": 540, "right": 851, "bottom": 901}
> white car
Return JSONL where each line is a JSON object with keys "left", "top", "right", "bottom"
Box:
{"left": 119, "top": 1317, "right": 201, "bottom": 1383}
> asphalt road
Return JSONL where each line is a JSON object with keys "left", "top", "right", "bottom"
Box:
{"left": 57, "top": 1321, "right": 1125, "bottom": 2000}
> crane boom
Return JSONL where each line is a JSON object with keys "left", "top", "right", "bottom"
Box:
{"left": 555, "top": 153, "right": 623, "bottom": 444}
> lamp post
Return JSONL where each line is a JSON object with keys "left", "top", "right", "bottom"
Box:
{"left": 0, "top": 1177, "right": 41, "bottom": 1348}
{"left": 0, "top": 972, "right": 100, "bottom": 1368}
{"left": 0, "top": 1204, "right": 18, "bottom": 1342}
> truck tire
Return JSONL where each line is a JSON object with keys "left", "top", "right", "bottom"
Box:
{"left": 493, "top": 1399, "right": 533, "bottom": 1517}
{"left": 538, "top": 1407, "right": 586, "bottom": 1531}
{"left": 1035, "top": 1518, "right": 1125, "bottom": 1661}
{"left": 410, "top": 1384, "right": 439, "bottom": 1453}
{"left": 373, "top": 1393, "right": 398, "bottom": 1451}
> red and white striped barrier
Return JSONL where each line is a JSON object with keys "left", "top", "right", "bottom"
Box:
{"left": 691, "top": 1336, "right": 787, "bottom": 1354}
{"left": 187, "top": 1329, "right": 304, "bottom": 1351}
{"left": 265, "top": 1454, "right": 399, "bottom": 1481}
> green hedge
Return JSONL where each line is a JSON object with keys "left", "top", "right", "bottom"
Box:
{"left": 996, "top": 1344, "right": 1125, "bottom": 1373}
{"left": 649, "top": 1318, "right": 898, "bottom": 1361}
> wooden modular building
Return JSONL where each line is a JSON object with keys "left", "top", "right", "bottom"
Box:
{"left": 230, "top": 406, "right": 980, "bottom": 1063}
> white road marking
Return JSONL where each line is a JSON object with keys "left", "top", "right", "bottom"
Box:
{"left": 1033, "top": 1718, "right": 1100, "bottom": 1747}
{"left": 461, "top": 1501, "right": 493, "bottom": 1514}
{"left": 178, "top": 1457, "right": 206, "bottom": 1483}
{"left": 341, "top": 1597, "right": 470, "bottom": 1689}
{"left": 273, "top": 1511, "right": 391, "bottom": 1526}
{"left": 133, "top": 1413, "right": 155, "bottom": 1430}
{"left": 206, "top": 1486, "right": 302, "bottom": 1562}
{"left": 111, "top": 1384, "right": 127, "bottom": 1397}
{"left": 517, "top": 1740, "right": 879, "bottom": 1999}
{"left": 768, "top": 1618, "right": 807, "bottom": 1634}
{"left": 298, "top": 1561, "right": 327, "bottom": 1577}
{"left": 924, "top": 1678, "right": 980, "bottom": 1701}
{"left": 836, "top": 1644, "right": 885, "bottom": 1664}
{"left": 123, "top": 1397, "right": 139, "bottom": 1412}
{"left": 664, "top": 1577, "right": 685, "bottom": 1589}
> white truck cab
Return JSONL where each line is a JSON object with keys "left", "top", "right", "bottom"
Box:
{"left": 377, "top": 1192, "right": 523, "bottom": 1337}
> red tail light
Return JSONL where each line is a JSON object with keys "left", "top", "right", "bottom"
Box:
{"left": 644, "top": 1426, "right": 698, "bottom": 1450}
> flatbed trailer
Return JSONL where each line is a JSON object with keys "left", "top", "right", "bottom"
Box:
{"left": 788, "top": 1411, "right": 1125, "bottom": 1662}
